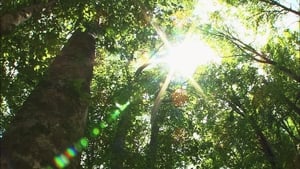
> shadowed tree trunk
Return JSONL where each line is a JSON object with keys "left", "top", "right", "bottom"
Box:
{"left": 111, "top": 108, "right": 132, "bottom": 169}
{"left": 248, "top": 117, "right": 278, "bottom": 169}
{"left": 0, "top": 30, "right": 95, "bottom": 169}
{"left": 146, "top": 73, "right": 172, "bottom": 169}
{"left": 229, "top": 99, "right": 278, "bottom": 169}
{"left": 146, "top": 116, "right": 159, "bottom": 169}
{"left": 0, "top": 0, "right": 56, "bottom": 35}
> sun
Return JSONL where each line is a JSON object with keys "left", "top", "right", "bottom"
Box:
{"left": 162, "top": 35, "right": 220, "bottom": 77}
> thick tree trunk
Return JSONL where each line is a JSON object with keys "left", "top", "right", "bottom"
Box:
{"left": 0, "top": 30, "right": 95, "bottom": 169}
{"left": 0, "top": 0, "right": 56, "bottom": 35}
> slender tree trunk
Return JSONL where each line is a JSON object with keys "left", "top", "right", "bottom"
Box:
{"left": 146, "top": 73, "right": 171, "bottom": 169}
{"left": 146, "top": 118, "right": 159, "bottom": 169}
{"left": 0, "top": 30, "right": 95, "bottom": 169}
{"left": 248, "top": 117, "right": 278, "bottom": 169}
{"left": 229, "top": 99, "right": 278, "bottom": 169}
{"left": 111, "top": 108, "right": 132, "bottom": 169}
{"left": 0, "top": 0, "right": 56, "bottom": 35}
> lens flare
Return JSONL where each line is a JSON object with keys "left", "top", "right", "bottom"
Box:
{"left": 91, "top": 127, "right": 100, "bottom": 137}
{"left": 50, "top": 102, "right": 130, "bottom": 168}
{"left": 54, "top": 154, "right": 69, "bottom": 169}
{"left": 79, "top": 137, "right": 89, "bottom": 148}
{"left": 99, "top": 122, "right": 108, "bottom": 129}
{"left": 116, "top": 101, "right": 130, "bottom": 111}
{"left": 110, "top": 109, "right": 121, "bottom": 120}
{"left": 64, "top": 146, "right": 77, "bottom": 158}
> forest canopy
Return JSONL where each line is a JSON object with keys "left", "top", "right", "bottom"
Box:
{"left": 0, "top": 0, "right": 299, "bottom": 169}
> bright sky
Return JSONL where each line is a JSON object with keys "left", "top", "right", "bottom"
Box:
{"left": 281, "top": 0, "right": 299, "bottom": 9}
{"left": 161, "top": 34, "right": 220, "bottom": 78}
{"left": 134, "top": 0, "right": 299, "bottom": 168}
{"left": 132, "top": 0, "right": 299, "bottom": 81}
{"left": 136, "top": 0, "right": 223, "bottom": 79}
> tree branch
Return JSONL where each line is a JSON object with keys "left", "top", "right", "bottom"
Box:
{"left": 260, "top": 0, "right": 300, "bottom": 16}
{"left": 220, "top": 31, "right": 300, "bottom": 83}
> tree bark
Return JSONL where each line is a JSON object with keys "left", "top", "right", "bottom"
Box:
{"left": 146, "top": 73, "right": 172, "bottom": 169}
{"left": 0, "top": 30, "right": 95, "bottom": 169}
{"left": 0, "top": 0, "right": 56, "bottom": 35}
{"left": 111, "top": 108, "right": 132, "bottom": 169}
{"left": 146, "top": 117, "right": 159, "bottom": 169}
{"left": 228, "top": 98, "right": 278, "bottom": 169}
{"left": 248, "top": 117, "right": 278, "bottom": 169}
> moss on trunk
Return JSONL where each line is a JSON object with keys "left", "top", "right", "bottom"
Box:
{"left": 0, "top": 30, "right": 95, "bottom": 169}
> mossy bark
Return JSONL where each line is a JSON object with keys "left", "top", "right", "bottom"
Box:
{"left": 0, "top": 30, "right": 95, "bottom": 169}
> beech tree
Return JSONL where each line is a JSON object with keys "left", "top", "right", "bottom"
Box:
{"left": 1, "top": 30, "right": 95, "bottom": 168}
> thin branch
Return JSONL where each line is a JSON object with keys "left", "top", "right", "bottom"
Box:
{"left": 219, "top": 31, "right": 300, "bottom": 83}
{"left": 281, "top": 120, "right": 300, "bottom": 142}
{"left": 134, "top": 43, "right": 164, "bottom": 77}
{"left": 260, "top": 0, "right": 300, "bottom": 16}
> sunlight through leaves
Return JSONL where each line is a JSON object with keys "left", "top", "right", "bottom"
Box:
{"left": 51, "top": 102, "right": 130, "bottom": 168}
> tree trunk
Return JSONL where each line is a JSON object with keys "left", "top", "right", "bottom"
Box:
{"left": 229, "top": 100, "right": 278, "bottom": 169}
{"left": 0, "top": 0, "right": 56, "bottom": 35}
{"left": 248, "top": 117, "right": 278, "bottom": 169}
{"left": 146, "top": 74, "right": 171, "bottom": 169}
{"left": 146, "top": 118, "right": 159, "bottom": 169}
{"left": 111, "top": 108, "right": 132, "bottom": 169}
{"left": 0, "top": 30, "right": 95, "bottom": 169}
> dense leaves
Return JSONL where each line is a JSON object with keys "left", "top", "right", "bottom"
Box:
{"left": 1, "top": 0, "right": 299, "bottom": 168}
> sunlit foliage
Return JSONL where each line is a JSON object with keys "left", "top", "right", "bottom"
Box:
{"left": 1, "top": 0, "right": 299, "bottom": 168}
